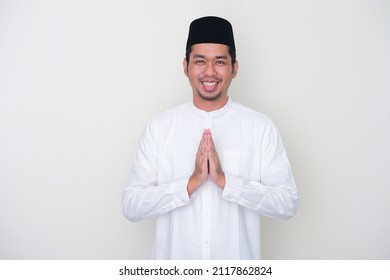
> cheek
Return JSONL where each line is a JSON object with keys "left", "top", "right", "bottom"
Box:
{"left": 188, "top": 70, "right": 201, "bottom": 81}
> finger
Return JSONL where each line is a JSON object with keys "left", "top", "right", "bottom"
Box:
{"left": 197, "top": 132, "right": 206, "bottom": 155}
{"left": 205, "top": 130, "right": 212, "bottom": 155}
{"left": 208, "top": 132, "right": 221, "bottom": 166}
{"left": 199, "top": 130, "right": 208, "bottom": 157}
{"left": 197, "top": 133, "right": 208, "bottom": 167}
{"left": 208, "top": 131, "right": 215, "bottom": 152}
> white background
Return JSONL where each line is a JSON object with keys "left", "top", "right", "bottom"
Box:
{"left": 0, "top": 0, "right": 389, "bottom": 259}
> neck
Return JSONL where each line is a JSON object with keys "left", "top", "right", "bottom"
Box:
{"left": 192, "top": 94, "right": 229, "bottom": 112}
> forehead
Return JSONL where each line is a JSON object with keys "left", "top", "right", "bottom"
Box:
{"left": 190, "top": 43, "right": 230, "bottom": 57}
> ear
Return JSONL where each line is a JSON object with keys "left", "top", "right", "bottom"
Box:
{"left": 232, "top": 60, "right": 239, "bottom": 78}
{"left": 183, "top": 58, "right": 189, "bottom": 77}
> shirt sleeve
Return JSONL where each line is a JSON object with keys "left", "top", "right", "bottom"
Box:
{"left": 221, "top": 120, "right": 299, "bottom": 219}
{"left": 122, "top": 120, "right": 190, "bottom": 222}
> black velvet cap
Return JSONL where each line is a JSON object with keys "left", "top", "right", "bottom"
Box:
{"left": 186, "top": 16, "right": 235, "bottom": 51}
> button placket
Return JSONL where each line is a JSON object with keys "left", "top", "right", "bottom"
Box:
{"left": 201, "top": 181, "right": 211, "bottom": 259}
{"left": 204, "top": 113, "right": 212, "bottom": 130}
{"left": 202, "top": 113, "right": 212, "bottom": 259}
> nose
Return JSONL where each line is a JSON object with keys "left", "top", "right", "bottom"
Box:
{"left": 204, "top": 62, "right": 217, "bottom": 76}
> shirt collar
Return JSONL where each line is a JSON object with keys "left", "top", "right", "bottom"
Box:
{"left": 190, "top": 97, "right": 233, "bottom": 118}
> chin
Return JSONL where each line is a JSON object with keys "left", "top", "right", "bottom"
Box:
{"left": 198, "top": 91, "right": 223, "bottom": 101}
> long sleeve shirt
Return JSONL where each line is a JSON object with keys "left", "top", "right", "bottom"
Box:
{"left": 122, "top": 98, "right": 298, "bottom": 259}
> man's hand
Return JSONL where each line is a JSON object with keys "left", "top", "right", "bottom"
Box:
{"left": 187, "top": 129, "right": 225, "bottom": 195}
{"left": 207, "top": 130, "right": 226, "bottom": 188}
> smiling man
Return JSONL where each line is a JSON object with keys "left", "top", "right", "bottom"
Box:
{"left": 122, "top": 16, "right": 298, "bottom": 259}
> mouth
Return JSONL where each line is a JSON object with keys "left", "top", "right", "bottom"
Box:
{"left": 201, "top": 81, "right": 219, "bottom": 92}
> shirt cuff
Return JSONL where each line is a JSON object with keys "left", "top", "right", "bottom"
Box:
{"left": 221, "top": 173, "right": 244, "bottom": 203}
{"left": 169, "top": 177, "right": 190, "bottom": 207}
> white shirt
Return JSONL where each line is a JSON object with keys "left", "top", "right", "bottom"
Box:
{"left": 122, "top": 98, "right": 298, "bottom": 259}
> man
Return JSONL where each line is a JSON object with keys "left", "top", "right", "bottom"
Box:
{"left": 122, "top": 16, "right": 298, "bottom": 259}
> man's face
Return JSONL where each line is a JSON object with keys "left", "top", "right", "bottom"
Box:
{"left": 184, "top": 43, "right": 238, "bottom": 103}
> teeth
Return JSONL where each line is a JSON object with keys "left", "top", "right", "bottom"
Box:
{"left": 202, "top": 82, "right": 217, "bottom": 86}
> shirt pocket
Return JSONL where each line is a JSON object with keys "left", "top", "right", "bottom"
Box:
{"left": 223, "top": 149, "right": 253, "bottom": 180}
{"left": 223, "top": 150, "right": 241, "bottom": 177}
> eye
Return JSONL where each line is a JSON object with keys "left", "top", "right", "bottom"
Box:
{"left": 216, "top": 60, "right": 226, "bottom": 65}
{"left": 195, "top": 60, "right": 205, "bottom": 64}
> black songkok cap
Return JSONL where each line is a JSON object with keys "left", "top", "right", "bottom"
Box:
{"left": 186, "top": 16, "right": 235, "bottom": 51}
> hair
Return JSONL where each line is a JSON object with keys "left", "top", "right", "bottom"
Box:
{"left": 185, "top": 46, "right": 236, "bottom": 66}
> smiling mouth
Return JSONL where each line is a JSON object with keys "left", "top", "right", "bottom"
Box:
{"left": 201, "top": 81, "right": 219, "bottom": 92}
{"left": 202, "top": 82, "right": 218, "bottom": 86}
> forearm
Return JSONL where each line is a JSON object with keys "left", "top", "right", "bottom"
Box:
{"left": 122, "top": 177, "right": 189, "bottom": 222}
{"left": 222, "top": 173, "right": 298, "bottom": 219}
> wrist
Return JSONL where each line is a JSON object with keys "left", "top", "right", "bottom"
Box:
{"left": 187, "top": 174, "right": 202, "bottom": 195}
{"left": 216, "top": 172, "right": 226, "bottom": 189}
